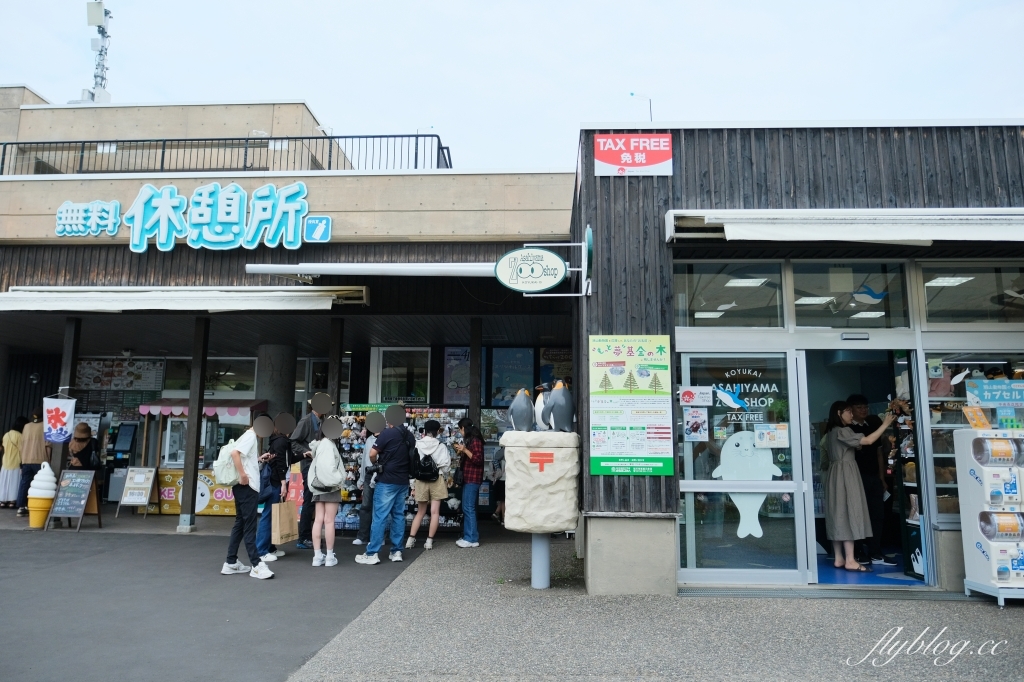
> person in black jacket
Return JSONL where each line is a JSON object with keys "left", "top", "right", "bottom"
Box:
{"left": 255, "top": 417, "right": 291, "bottom": 563}
{"left": 290, "top": 403, "right": 326, "bottom": 549}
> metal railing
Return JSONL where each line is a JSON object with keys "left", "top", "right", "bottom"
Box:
{"left": 0, "top": 134, "right": 452, "bottom": 175}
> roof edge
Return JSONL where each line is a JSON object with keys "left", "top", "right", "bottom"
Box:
{"left": 581, "top": 118, "right": 1024, "bottom": 130}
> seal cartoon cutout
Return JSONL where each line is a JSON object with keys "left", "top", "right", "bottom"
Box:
{"left": 711, "top": 430, "right": 782, "bottom": 538}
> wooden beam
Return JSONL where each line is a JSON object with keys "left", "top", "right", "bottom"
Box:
{"left": 178, "top": 316, "right": 209, "bottom": 533}
{"left": 327, "top": 317, "right": 344, "bottom": 412}
{"left": 56, "top": 317, "right": 81, "bottom": 473}
{"left": 469, "top": 317, "right": 482, "bottom": 426}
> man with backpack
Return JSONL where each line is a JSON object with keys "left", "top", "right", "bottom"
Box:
{"left": 355, "top": 405, "right": 412, "bottom": 565}
{"left": 219, "top": 411, "right": 274, "bottom": 580}
{"left": 405, "top": 419, "right": 451, "bottom": 551}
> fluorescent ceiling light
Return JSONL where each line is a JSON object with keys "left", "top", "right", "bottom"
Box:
{"left": 850, "top": 311, "right": 885, "bottom": 318}
{"left": 925, "top": 276, "right": 974, "bottom": 287}
{"left": 694, "top": 312, "right": 724, "bottom": 319}
{"left": 724, "top": 278, "right": 767, "bottom": 287}
{"left": 795, "top": 296, "right": 835, "bottom": 305}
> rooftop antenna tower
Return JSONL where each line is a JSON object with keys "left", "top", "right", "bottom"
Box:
{"left": 72, "top": 1, "right": 113, "bottom": 103}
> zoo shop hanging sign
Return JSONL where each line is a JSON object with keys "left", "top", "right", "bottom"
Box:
{"left": 53, "top": 182, "right": 333, "bottom": 252}
{"left": 588, "top": 335, "right": 674, "bottom": 476}
{"left": 494, "top": 247, "right": 567, "bottom": 293}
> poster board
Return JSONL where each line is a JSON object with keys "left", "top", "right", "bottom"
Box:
{"left": 157, "top": 469, "right": 236, "bottom": 516}
{"left": 45, "top": 470, "right": 102, "bottom": 532}
{"left": 117, "top": 467, "right": 158, "bottom": 518}
{"left": 588, "top": 335, "right": 674, "bottom": 475}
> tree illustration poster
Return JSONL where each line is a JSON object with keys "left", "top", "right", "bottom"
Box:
{"left": 588, "top": 335, "right": 674, "bottom": 476}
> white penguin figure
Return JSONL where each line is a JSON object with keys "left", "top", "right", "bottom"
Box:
{"left": 534, "top": 383, "right": 551, "bottom": 431}
{"left": 508, "top": 388, "right": 535, "bottom": 432}
{"left": 542, "top": 380, "right": 575, "bottom": 432}
{"left": 711, "top": 430, "right": 782, "bottom": 539}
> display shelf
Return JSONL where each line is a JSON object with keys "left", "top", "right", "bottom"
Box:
{"left": 936, "top": 483, "right": 959, "bottom": 488}
{"left": 929, "top": 397, "right": 966, "bottom": 402}
{"left": 930, "top": 424, "right": 969, "bottom": 430}
{"left": 903, "top": 481, "right": 917, "bottom": 487}
{"left": 905, "top": 518, "right": 920, "bottom": 526}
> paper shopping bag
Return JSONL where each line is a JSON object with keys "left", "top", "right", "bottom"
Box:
{"left": 271, "top": 500, "right": 299, "bottom": 545}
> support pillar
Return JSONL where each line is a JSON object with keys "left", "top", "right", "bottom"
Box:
{"left": 327, "top": 317, "right": 344, "bottom": 411}
{"left": 0, "top": 344, "right": 9, "bottom": 428}
{"left": 56, "top": 318, "right": 81, "bottom": 473}
{"left": 469, "top": 318, "right": 482, "bottom": 426}
{"left": 256, "top": 344, "right": 297, "bottom": 418}
{"left": 178, "top": 316, "right": 209, "bottom": 533}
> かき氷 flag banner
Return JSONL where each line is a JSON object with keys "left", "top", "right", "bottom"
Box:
{"left": 43, "top": 397, "right": 77, "bottom": 443}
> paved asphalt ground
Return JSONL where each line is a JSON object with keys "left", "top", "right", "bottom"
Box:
{"left": 0, "top": 512, "right": 416, "bottom": 682}
{"left": 4, "top": 506, "right": 1024, "bottom": 681}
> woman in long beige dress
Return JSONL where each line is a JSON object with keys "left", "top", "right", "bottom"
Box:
{"left": 824, "top": 401, "right": 893, "bottom": 572}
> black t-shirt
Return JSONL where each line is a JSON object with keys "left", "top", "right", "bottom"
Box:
{"left": 850, "top": 415, "right": 883, "bottom": 480}
{"left": 371, "top": 426, "right": 411, "bottom": 486}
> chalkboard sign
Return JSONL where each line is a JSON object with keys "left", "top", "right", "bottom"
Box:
{"left": 45, "top": 470, "right": 102, "bottom": 532}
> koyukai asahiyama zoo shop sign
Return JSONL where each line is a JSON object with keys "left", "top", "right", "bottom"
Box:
{"left": 53, "top": 181, "right": 333, "bottom": 252}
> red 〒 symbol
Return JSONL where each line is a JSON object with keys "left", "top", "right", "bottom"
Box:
{"left": 529, "top": 451, "right": 555, "bottom": 472}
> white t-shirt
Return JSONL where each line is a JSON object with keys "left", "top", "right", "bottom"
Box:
{"left": 232, "top": 429, "right": 260, "bottom": 493}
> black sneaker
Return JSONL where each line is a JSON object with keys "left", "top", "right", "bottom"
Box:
{"left": 16, "top": 507, "right": 27, "bottom": 517}
{"left": 872, "top": 555, "right": 898, "bottom": 566}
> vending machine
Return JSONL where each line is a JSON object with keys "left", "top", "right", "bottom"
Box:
{"left": 953, "top": 429, "right": 1024, "bottom": 607}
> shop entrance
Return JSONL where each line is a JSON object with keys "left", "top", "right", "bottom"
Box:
{"left": 800, "top": 349, "right": 926, "bottom": 587}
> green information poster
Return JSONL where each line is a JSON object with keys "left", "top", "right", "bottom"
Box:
{"left": 588, "top": 335, "right": 674, "bottom": 476}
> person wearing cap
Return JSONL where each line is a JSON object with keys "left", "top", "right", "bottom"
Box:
{"left": 66, "top": 423, "right": 100, "bottom": 472}
{"left": 405, "top": 419, "right": 451, "bottom": 551}
{"left": 291, "top": 398, "right": 328, "bottom": 549}
{"left": 846, "top": 394, "right": 896, "bottom": 567}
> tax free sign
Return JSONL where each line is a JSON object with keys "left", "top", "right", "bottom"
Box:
{"left": 54, "top": 182, "right": 333, "bottom": 252}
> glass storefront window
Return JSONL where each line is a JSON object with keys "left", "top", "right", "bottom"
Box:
{"left": 922, "top": 263, "right": 1024, "bottom": 324}
{"left": 163, "top": 358, "right": 256, "bottom": 392}
{"left": 380, "top": 349, "right": 429, "bottom": 404}
{"left": 673, "top": 262, "right": 783, "bottom": 328}
{"left": 925, "top": 352, "right": 1024, "bottom": 517}
{"left": 792, "top": 262, "right": 909, "bottom": 328}
{"left": 490, "top": 348, "right": 535, "bottom": 406}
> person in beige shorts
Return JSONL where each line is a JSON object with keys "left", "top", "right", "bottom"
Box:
{"left": 406, "top": 420, "right": 451, "bottom": 551}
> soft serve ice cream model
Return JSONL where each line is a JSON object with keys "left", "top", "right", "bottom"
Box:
{"left": 26, "top": 462, "right": 58, "bottom": 528}
{"left": 712, "top": 430, "right": 783, "bottom": 539}
{"left": 953, "top": 429, "right": 1024, "bottom": 607}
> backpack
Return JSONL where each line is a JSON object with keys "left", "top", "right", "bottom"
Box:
{"left": 213, "top": 439, "right": 240, "bottom": 486}
{"left": 413, "top": 450, "right": 440, "bottom": 482}
{"left": 307, "top": 439, "right": 344, "bottom": 494}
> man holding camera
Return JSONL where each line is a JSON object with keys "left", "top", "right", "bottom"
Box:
{"left": 356, "top": 405, "right": 412, "bottom": 565}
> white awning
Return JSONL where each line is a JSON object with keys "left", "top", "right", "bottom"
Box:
{"left": 665, "top": 208, "right": 1024, "bottom": 245}
{"left": 246, "top": 262, "right": 495, "bottom": 277}
{"left": 0, "top": 286, "right": 368, "bottom": 313}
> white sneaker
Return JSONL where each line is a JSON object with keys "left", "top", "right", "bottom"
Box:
{"left": 221, "top": 561, "right": 251, "bottom": 575}
{"left": 250, "top": 561, "right": 274, "bottom": 580}
{"left": 389, "top": 551, "right": 403, "bottom": 562}
{"left": 405, "top": 536, "right": 417, "bottom": 549}
{"left": 325, "top": 552, "right": 338, "bottom": 567}
{"left": 272, "top": 549, "right": 286, "bottom": 557}
{"left": 355, "top": 552, "right": 380, "bottom": 565}
{"left": 312, "top": 551, "right": 325, "bottom": 567}
{"left": 455, "top": 539, "right": 480, "bottom": 548}
{"left": 424, "top": 538, "right": 433, "bottom": 550}
{"left": 260, "top": 553, "right": 278, "bottom": 562}
{"left": 352, "top": 538, "right": 364, "bottom": 545}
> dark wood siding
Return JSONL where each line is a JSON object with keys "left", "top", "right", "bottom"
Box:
{"left": 0, "top": 354, "right": 61, "bottom": 433}
{"left": 573, "top": 124, "right": 1024, "bottom": 514}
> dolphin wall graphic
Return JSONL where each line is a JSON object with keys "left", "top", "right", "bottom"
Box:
{"left": 852, "top": 284, "right": 888, "bottom": 305}
{"left": 715, "top": 386, "right": 748, "bottom": 411}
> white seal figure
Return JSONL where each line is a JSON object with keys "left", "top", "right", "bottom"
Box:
{"left": 711, "top": 430, "right": 782, "bottom": 539}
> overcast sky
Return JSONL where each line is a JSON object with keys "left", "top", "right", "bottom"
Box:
{"left": 3, "top": 1, "right": 1023, "bottom": 169}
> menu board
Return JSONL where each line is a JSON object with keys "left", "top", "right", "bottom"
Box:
{"left": 76, "top": 359, "right": 165, "bottom": 391}
{"left": 49, "top": 470, "right": 96, "bottom": 519}
{"left": 72, "top": 390, "right": 161, "bottom": 421}
{"left": 588, "top": 335, "right": 674, "bottom": 476}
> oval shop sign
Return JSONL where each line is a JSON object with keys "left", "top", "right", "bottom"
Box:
{"left": 495, "top": 248, "right": 567, "bottom": 293}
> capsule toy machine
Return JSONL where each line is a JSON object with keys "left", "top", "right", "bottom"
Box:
{"left": 953, "top": 428, "right": 1024, "bottom": 607}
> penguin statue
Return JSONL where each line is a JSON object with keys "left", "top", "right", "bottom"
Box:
{"left": 542, "top": 380, "right": 575, "bottom": 432}
{"left": 533, "top": 382, "right": 551, "bottom": 431}
{"left": 508, "top": 388, "right": 535, "bottom": 432}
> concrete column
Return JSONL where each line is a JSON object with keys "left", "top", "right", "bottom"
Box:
{"left": 178, "top": 317, "right": 209, "bottom": 533}
{"left": 327, "top": 318, "right": 344, "bottom": 412}
{"left": 256, "top": 344, "right": 297, "bottom": 419}
{"left": 0, "top": 344, "right": 9, "bottom": 426}
{"left": 469, "top": 318, "right": 482, "bottom": 426}
{"left": 55, "top": 318, "right": 81, "bottom": 473}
